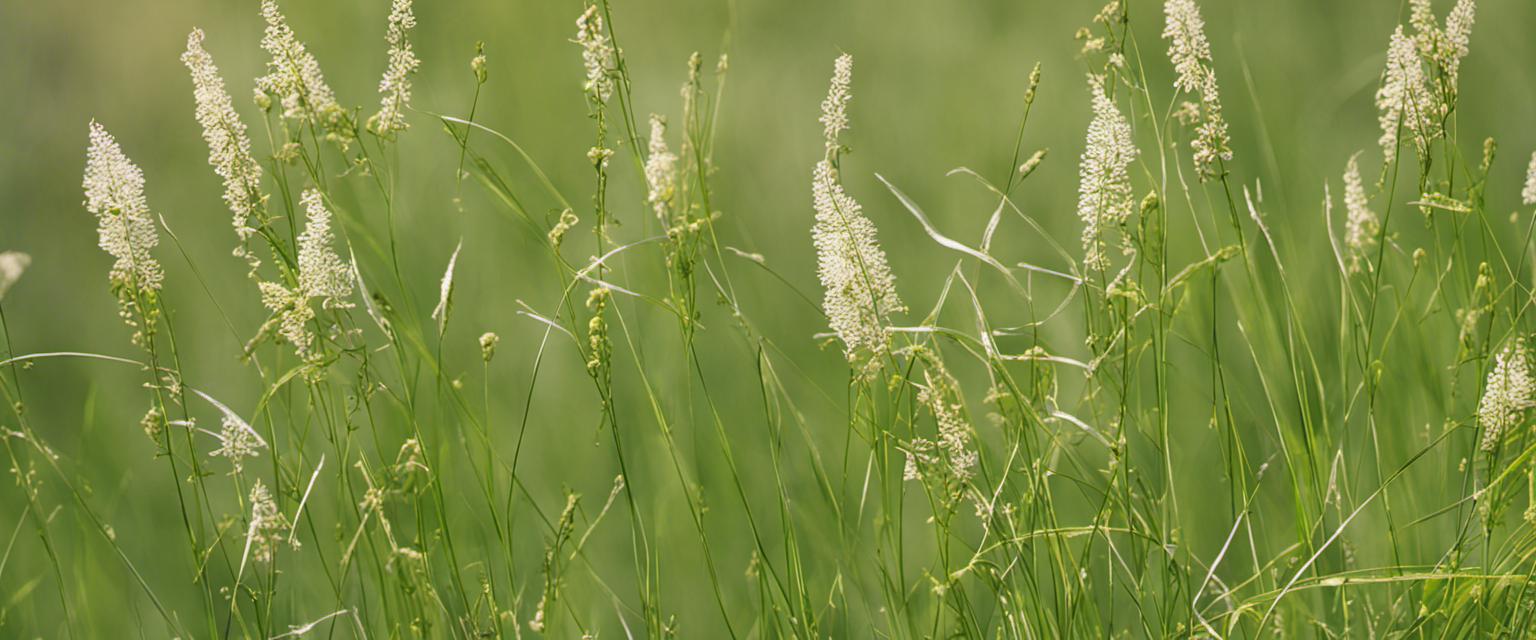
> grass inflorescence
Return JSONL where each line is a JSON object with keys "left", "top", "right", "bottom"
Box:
{"left": 4, "top": 0, "right": 1536, "bottom": 637}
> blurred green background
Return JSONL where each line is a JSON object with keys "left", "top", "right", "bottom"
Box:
{"left": 5, "top": 0, "right": 1536, "bottom": 635}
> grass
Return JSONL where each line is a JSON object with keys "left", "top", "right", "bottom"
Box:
{"left": 2, "top": 0, "right": 1536, "bottom": 637}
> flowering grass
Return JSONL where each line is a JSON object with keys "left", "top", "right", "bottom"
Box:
{"left": 3, "top": 0, "right": 1536, "bottom": 637}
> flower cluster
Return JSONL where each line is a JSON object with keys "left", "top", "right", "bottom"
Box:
{"left": 297, "top": 190, "right": 353, "bottom": 308}
{"left": 259, "top": 189, "right": 352, "bottom": 362}
{"left": 1411, "top": 0, "right": 1477, "bottom": 84}
{"left": 257, "top": 0, "right": 345, "bottom": 132}
{"left": 211, "top": 413, "right": 262, "bottom": 474}
{"left": 1076, "top": 76, "right": 1138, "bottom": 271}
{"left": 248, "top": 479, "right": 293, "bottom": 564}
{"left": 904, "top": 355, "right": 977, "bottom": 484}
{"left": 811, "top": 55, "right": 904, "bottom": 369}
{"left": 83, "top": 121, "right": 162, "bottom": 295}
{"left": 644, "top": 114, "right": 679, "bottom": 223}
{"left": 182, "top": 28, "right": 266, "bottom": 257}
{"left": 812, "top": 160, "right": 904, "bottom": 368}
{"left": 1376, "top": 27, "right": 1435, "bottom": 161}
{"left": 1522, "top": 151, "right": 1536, "bottom": 206}
{"left": 1162, "top": 0, "right": 1231, "bottom": 178}
{"left": 574, "top": 6, "right": 616, "bottom": 104}
{"left": 1341, "top": 153, "right": 1379, "bottom": 273}
{"left": 0, "top": 251, "right": 28, "bottom": 301}
{"left": 818, "top": 53, "right": 853, "bottom": 153}
{"left": 1479, "top": 338, "right": 1536, "bottom": 451}
{"left": 1381, "top": 0, "right": 1477, "bottom": 161}
{"left": 370, "top": 0, "right": 419, "bottom": 136}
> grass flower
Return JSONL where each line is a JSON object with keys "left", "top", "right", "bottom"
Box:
{"left": 1442, "top": 0, "right": 1476, "bottom": 82}
{"left": 1342, "top": 153, "right": 1378, "bottom": 273}
{"left": 904, "top": 355, "right": 976, "bottom": 484}
{"left": 296, "top": 190, "right": 353, "bottom": 308}
{"left": 247, "top": 479, "right": 292, "bottom": 564}
{"left": 84, "top": 121, "right": 162, "bottom": 295}
{"left": 182, "top": 28, "right": 266, "bottom": 261}
{"left": 211, "top": 413, "right": 261, "bottom": 474}
{"left": 574, "top": 6, "right": 616, "bottom": 104}
{"left": 1412, "top": 0, "right": 1476, "bottom": 84}
{"left": 1479, "top": 339, "right": 1535, "bottom": 451}
{"left": 258, "top": 280, "right": 316, "bottom": 361}
{"left": 259, "top": 189, "right": 350, "bottom": 361}
{"left": 1522, "top": 151, "right": 1536, "bottom": 206}
{"left": 811, "top": 57, "right": 903, "bottom": 368}
{"left": 0, "top": 251, "right": 29, "bottom": 301}
{"left": 370, "top": 0, "right": 419, "bottom": 137}
{"left": 811, "top": 161, "right": 904, "bottom": 367}
{"left": 1376, "top": 26, "right": 1433, "bottom": 161}
{"left": 1076, "top": 75, "right": 1138, "bottom": 271}
{"left": 644, "top": 114, "right": 678, "bottom": 223}
{"left": 257, "top": 0, "right": 345, "bottom": 131}
{"left": 819, "top": 53, "right": 853, "bottom": 152}
{"left": 479, "top": 332, "right": 500, "bottom": 362}
{"left": 1163, "top": 0, "right": 1231, "bottom": 177}
{"left": 431, "top": 241, "right": 461, "bottom": 334}
{"left": 1163, "top": 0, "right": 1211, "bottom": 95}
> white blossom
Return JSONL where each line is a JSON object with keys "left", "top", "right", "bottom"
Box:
{"left": 1162, "top": 0, "right": 1211, "bottom": 94}
{"left": 1479, "top": 339, "right": 1536, "bottom": 451}
{"left": 574, "top": 6, "right": 616, "bottom": 103}
{"left": 819, "top": 54, "right": 853, "bottom": 151}
{"left": 1076, "top": 76, "right": 1139, "bottom": 271}
{"left": 211, "top": 413, "right": 261, "bottom": 474}
{"left": 247, "top": 479, "right": 292, "bottom": 564}
{"left": 83, "top": 121, "right": 162, "bottom": 293}
{"left": 1342, "top": 153, "right": 1379, "bottom": 273}
{"left": 296, "top": 189, "right": 352, "bottom": 307}
{"left": 1522, "top": 151, "right": 1536, "bottom": 206}
{"left": 0, "top": 252, "right": 28, "bottom": 300}
{"left": 259, "top": 280, "right": 316, "bottom": 361}
{"left": 810, "top": 56, "right": 903, "bottom": 368}
{"left": 644, "top": 114, "right": 678, "bottom": 222}
{"left": 430, "top": 241, "right": 461, "bottom": 334}
{"left": 1412, "top": 0, "right": 1476, "bottom": 83}
{"left": 905, "top": 357, "right": 976, "bottom": 483}
{"left": 1376, "top": 26, "right": 1433, "bottom": 161}
{"left": 1163, "top": 0, "right": 1231, "bottom": 177}
{"left": 813, "top": 160, "right": 903, "bottom": 368}
{"left": 182, "top": 28, "right": 265, "bottom": 250}
{"left": 259, "top": 189, "right": 350, "bottom": 362}
{"left": 1442, "top": 0, "right": 1476, "bottom": 82}
{"left": 257, "top": 0, "right": 344, "bottom": 129}
{"left": 370, "top": 0, "right": 419, "bottom": 136}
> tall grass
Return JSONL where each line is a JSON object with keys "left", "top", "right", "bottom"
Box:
{"left": 2, "top": 0, "right": 1535, "bottom": 636}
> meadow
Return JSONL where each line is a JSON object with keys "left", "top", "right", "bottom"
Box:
{"left": 3, "top": 0, "right": 1536, "bottom": 636}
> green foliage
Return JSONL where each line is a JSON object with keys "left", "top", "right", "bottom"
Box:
{"left": 3, "top": 0, "right": 1536, "bottom": 637}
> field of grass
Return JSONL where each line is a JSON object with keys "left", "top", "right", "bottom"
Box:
{"left": 4, "top": 0, "right": 1536, "bottom": 636}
